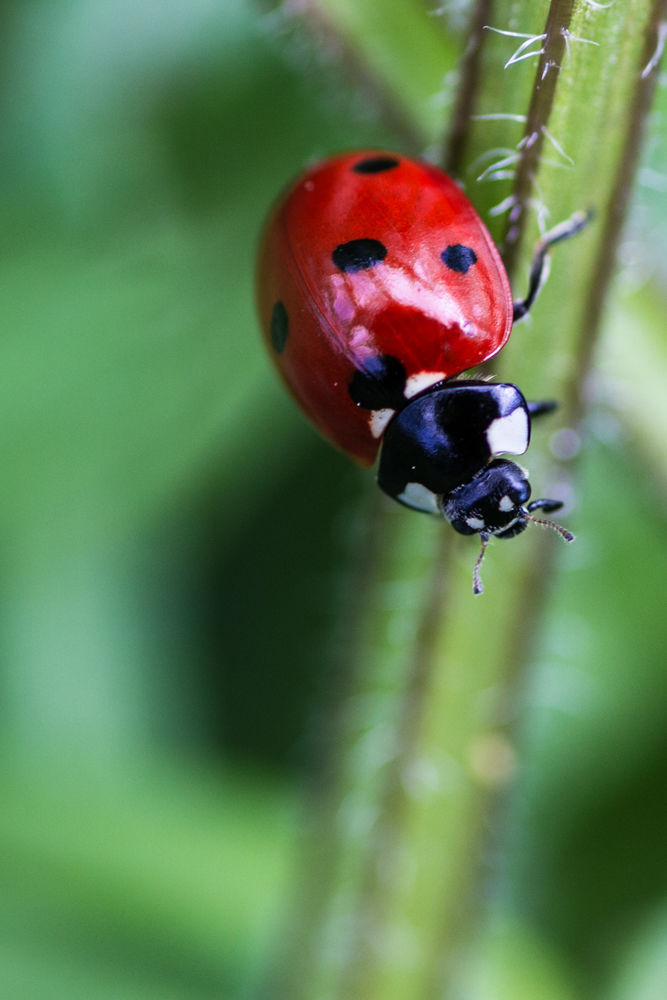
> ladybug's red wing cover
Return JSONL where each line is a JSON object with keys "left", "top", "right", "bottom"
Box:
{"left": 257, "top": 151, "right": 512, "bottom": 465}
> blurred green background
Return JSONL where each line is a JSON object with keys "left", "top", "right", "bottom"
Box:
{"left": 0, "top": 1, "right": 665, "bottom": 998}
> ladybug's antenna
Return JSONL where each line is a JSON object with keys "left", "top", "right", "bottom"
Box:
{"left": 525, "top": 497, "right": 574, "bottom": 542}
{"left": 472, "top": 508, "right": 573, "bottom": 596}
{"left": 472, "top": 533, "right": 490, "bottom": 596}
{"left": 525, "top": 514, "right": 575, "bottom": 542}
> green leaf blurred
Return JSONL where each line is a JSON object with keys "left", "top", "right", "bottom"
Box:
{"left": 0, "top": 755, "right": 294, "bottom": 999}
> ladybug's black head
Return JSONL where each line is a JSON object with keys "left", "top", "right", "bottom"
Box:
{"left": 440, "top": 458, "right": 531, "bottom": 538}
{"left": 439, "top": 458, "right": 574, "bottom": 594}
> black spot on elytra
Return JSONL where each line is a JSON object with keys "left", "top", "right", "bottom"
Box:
{"left": 352, "top": 156, "right": 400, "bottom": 174}
{"left": 332, "top": 238, "right": 387, "bottom": 274}
{"left": 270, "top": 300, "right": 289, "bottom": 353}
{"left": 441, "top": 244, "right": 478, "bottom": 274}
{"left": 348, "top": 354, "right": 407, "bottom": 411}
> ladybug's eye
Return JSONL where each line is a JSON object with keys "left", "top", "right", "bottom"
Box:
{"left": 440, "top": 459, "right": 530, "bottom": 537}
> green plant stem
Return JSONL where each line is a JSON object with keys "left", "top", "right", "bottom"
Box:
{"left": 501, "top": 0, "right": 576, "bottom": 270}
{"left": 573, "top": 0, "right": 667, "bottom": 414}
{"left": 444, "top": 0, "right": 493, "bottom": 177}
{"left": 281, "top": 2, "right": 666, "bottom": 997}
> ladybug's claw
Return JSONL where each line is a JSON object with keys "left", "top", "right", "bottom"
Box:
{"left": 513, "top": 208, "right": 594, "bottom": 322}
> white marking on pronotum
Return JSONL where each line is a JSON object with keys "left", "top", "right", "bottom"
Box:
{"left": 467, "top": 516, "right": 485, "bottom": 531}
{"left": 397, "top": 482, "right": 440, "bottom": 515}
{"left": 404, "top": 371, "right": 447, "bottom": 400}
{"left": 369, "top": 408, "right": 395, "bottom": 438}
{"left": 486, "top": 408, "right": 529, "bottom": 456}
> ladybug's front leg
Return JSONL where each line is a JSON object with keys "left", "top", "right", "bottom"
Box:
{"left": 527, "top": 398, "right": 558, "bottom": 420}
{"left": 512, "top": 209, "right": 593, "bottom": 322}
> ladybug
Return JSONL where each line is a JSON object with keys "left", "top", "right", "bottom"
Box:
{"left": 257, "top": 151, "right": 589, "bottom": 593}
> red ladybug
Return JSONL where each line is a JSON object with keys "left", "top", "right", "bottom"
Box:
{"left": 257, "top": 151, "right": 588, "bottom": 592}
